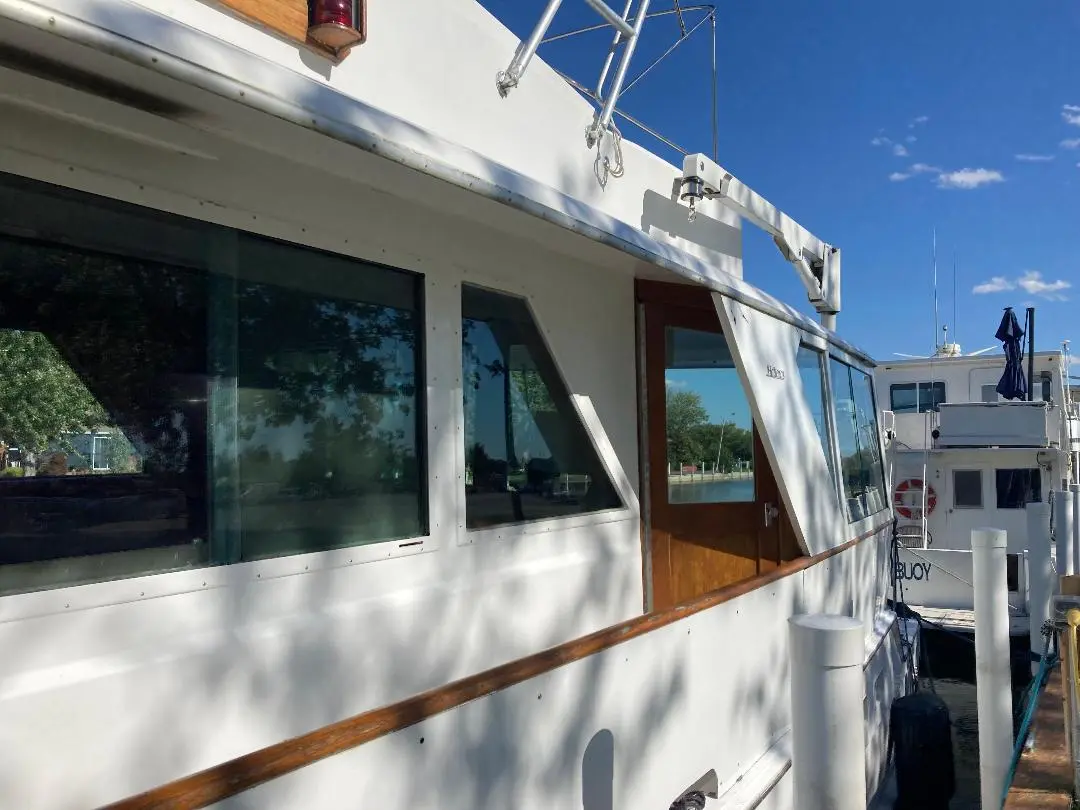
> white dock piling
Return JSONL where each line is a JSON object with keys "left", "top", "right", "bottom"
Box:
{"left": 1056, "top": 489, "right": 1075, "bottom": 577}
{"left": 789, "top": 614, "right": 865, "bottom": 810}
{"left": 972, "top": 528, "right": 1012, "bottom": 810}
{"left": 1072, "top": 485, "right": 1080, "bottom": 577}
{"left": 1026, "top": 502, "right": 1053, "bottom": 676}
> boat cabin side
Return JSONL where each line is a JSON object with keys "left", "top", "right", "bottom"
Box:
{"left": 878, "top": 352, "right": 1073, "bottom": 553}
{"left": 878, "top": 352, "right": 1068, "bottom": 452}
{"left": 0, "top": 1, "right": 899, "bottom": 807}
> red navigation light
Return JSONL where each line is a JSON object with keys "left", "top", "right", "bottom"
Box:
{"left": 308, "top": 0, "right": 365, "bottom": 53}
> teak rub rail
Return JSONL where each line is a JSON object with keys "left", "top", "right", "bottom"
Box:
{"left": 100, "top": 522, "right": 890, "bottom": 810}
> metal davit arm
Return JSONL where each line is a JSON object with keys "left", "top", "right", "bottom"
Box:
{"left": 678, "top": 154, "right": 842, "bottom": 330}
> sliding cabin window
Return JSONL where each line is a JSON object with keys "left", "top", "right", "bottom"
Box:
{"left": 889, "top": 381, "right": 945, "bottom": 413}
{"left": 461, "top": 284, "right": 621, "bottom": 529}
{"left": 0, "top": 172, "right": 425, "bottom": 595}
{"left": 995, "top": 468, "right": 1041, "bottom": 509}
{"left": 830, "top": 359, "right": 887, "bottom": 522}
{"left": 232, "top": 237, "right": 425, "bottom": 561}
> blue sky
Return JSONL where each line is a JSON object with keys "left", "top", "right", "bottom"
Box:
{"left": 482, "top": 0, "right": 1080, "bottom": 362}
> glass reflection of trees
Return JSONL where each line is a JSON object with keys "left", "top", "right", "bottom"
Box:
{"left": 0, "top": 182, "right": 425, "bottom": 593}
{"left": 235, "top": 237, "right": 423, "bottom": 560}
{"left": 461, "top": 285, "right": 621, "bottom": 529}
{"left": 0, "top": 235, "right": 210, "bottom": 577}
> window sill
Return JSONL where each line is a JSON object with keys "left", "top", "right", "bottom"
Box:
{"left": 459, "top": 507, "right": 636, "bottom": 546}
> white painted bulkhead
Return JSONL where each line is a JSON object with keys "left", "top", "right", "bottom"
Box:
{"left": 0, "top": 1, "right": 903, "bottom": 807}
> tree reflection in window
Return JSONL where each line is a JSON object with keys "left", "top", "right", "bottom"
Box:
{"left": 0, "top": 234, "right": 210, "bottom": 590}
{"left": 461, "top": 285, "right": 622, "bottom": 529}
{"left": 235, "top": 237, "right": 425, "bottom": 559}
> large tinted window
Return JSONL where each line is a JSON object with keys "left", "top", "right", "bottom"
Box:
{"left": 461, "top": 284, "right": 622, "bottom": 528}
{"left": 830, "top": 358, "right": 887, "bottom": 522}
{"left": 0, "top": 174, "right": 426, "bottom": 595}
{"left": 234, "top": 237, "right": 424, "bottom": 560}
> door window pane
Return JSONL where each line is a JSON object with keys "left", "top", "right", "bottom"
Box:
{"left": 953, "top": 470, "right": 983, "bottom": 508}
{"left": 235, "top": 237, "right": 425, "bottom": 560}
{"left": 0, "top": 234, "right": 211, "bottom": 595}
{"left": 663, "top": 326, "right": 754, "bottom": 504}
{"left": 461, "top": 285, "right": 621, "bottom": 528}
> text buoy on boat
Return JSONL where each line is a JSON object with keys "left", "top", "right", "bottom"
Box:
{"left": 894, "top": 478, "right": 936, "bottom": 520}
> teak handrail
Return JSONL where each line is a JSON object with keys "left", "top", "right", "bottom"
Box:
{"left": 100, "top": 522, "right": 889, "bottom": 810}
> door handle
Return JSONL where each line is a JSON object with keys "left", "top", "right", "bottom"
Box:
{"left": 764, "top": 502, "right": 780, "bottom": 527}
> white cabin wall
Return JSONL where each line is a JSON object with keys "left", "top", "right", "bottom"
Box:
{"left": 892, "top": 448, "right": 1060, "bottom": 553}
{"left": 63, "top": 0, "right": 743, "bottom": 274}
{"left": 0, "top": 99, "right": 651, "bottom": 808}
{"left": 204, "top": 537, "right": 899, "bottom": 810}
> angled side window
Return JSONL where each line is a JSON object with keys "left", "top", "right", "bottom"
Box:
{"left": 461, "top": 284, "right": 622, "bottom": 529}
{"left": 796, "top": 345, "right": 837, "bottom": 490}
{"left": 830, "top": 358, "right": 887, "bottom": 522}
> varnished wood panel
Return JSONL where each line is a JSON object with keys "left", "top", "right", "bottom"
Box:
{"left": 214, "top": 0, "right": 308, "bottom": 43}
{"left": 98, "top": 527, "right": 885, "bottom": 810}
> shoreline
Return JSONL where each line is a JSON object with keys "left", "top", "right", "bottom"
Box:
{"left": 668, "top": 471, "right": 752, "bottom": 485}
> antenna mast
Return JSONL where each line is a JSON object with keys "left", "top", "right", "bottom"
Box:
{"left": 932, "top": 228, "right": 939, "bottom": 352}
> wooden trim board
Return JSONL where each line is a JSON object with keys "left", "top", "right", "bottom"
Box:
{"left": 100, "top": 522, "right": 890, "bottom": 810}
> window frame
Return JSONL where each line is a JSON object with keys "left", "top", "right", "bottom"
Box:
{"left": 952, "top": 469, "right": 984, "bottom": 509}
{"left": 889, "top": 381, "right": 946, "bottom": 414}
{"left": 796, "top": 343, "right": 842, "bottom": 506}
{"left": 830, "top": 355, "right": 889, "bottom": 524}
{"left": 994, "top": 468, "right": 1043, "bottom": 510}
{"left": 456, "top": 281, "right": 633, "bottom": 546}
{"left": 0, "top": 177, "right": 440, "bottom": 600}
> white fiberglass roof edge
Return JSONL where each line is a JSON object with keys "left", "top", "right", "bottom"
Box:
{"left": 0, "top": 0, "right": 874, "bottom": 367}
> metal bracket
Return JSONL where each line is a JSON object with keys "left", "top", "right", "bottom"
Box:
{"left": 678, "top": 153, "right": 842, "bottom": 329}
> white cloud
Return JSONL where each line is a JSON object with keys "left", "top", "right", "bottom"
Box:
{"left": 906, "top": 135, "right": 917, "bottom": 143}
{"left": 1062, "top": 138, "right": 1080, "bottom": 149}
{"left": 1064, "top": 105, "right": 1080, "bottom": 126}
{"left": 910, "top": 163, "right": 940, "bottom": 174}
{"left": 1015, "top": 153, "right": 1055, "bottom": 162}
{"left": 936, "top": 168, "right": 1004, "bottom": 189}
{"left": 871, "top": 136, "right": 891, "bottom": 147}
{"left": 973, "top": 277, "right": 1016, "bottom": 294}
{"left": 908, "top": 115, "right": 929, "bottom": 128}
{"left": 1018, "top": 270, "right": 1071, "bottom": 300}
{"left": 972, "top": 272, "right": 1072, "bottom": 301}
{"left": 889, "top": 172, "right": 911, "bottom": 182}
{"left": 892, "top": 143, "right": 909, "bottom": 157}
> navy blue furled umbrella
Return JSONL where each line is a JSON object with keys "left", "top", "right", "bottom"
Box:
{"left": 995, "top": 307, "right": 1027, "bottom": 400}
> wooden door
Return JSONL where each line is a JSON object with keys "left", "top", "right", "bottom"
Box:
{"left": 640, "top": 283, "right": 799, "bottom": 611}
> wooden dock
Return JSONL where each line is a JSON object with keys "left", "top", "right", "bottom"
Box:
{"left": 1005, "top": 663, "right": 1075, "bottom": 809}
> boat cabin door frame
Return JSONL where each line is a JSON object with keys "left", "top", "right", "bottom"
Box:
{"left": 637, "top": 280, "right": 800, "bottom": 612}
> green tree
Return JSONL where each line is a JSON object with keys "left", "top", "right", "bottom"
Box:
{"left": 0, "top": 330, "right": 107, "bottom": 453}
{"left": 665, "top": 388, "right": 708, "bottom": 467}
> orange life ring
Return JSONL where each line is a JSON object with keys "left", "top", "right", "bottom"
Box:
{"left": 894, "top": 478, "right": 937, "bottom": 520}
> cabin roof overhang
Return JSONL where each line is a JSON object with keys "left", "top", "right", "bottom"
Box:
{"left": 0, "top": 0, "right": 873, "bottom": 367}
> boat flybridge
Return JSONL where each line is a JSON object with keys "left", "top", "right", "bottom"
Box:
{"left": 876, "top": 326, "right": 1079, "bottom": 635}
{"left": 0, "top": 1, "right": 912, "bottom": 807}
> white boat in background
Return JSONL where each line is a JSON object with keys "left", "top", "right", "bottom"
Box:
{"left": 0, "top": 1, "right": 913, "bottom": 807}
{"left": 877, "top": 325, "right": 1078, "bottom": 634}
